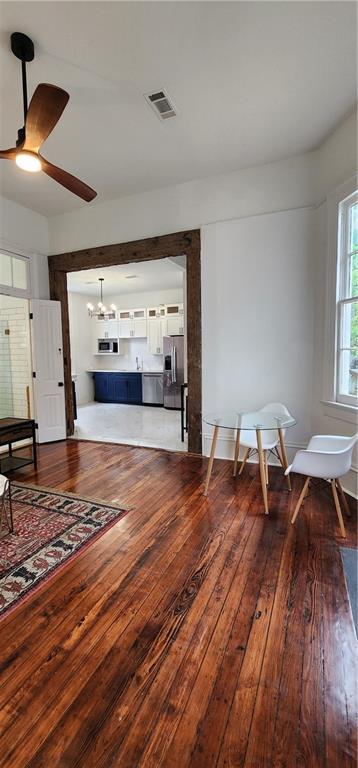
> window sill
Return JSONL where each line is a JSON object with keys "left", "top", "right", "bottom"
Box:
{"left": 321, "top": 399, "right": 358, "bottom": 425}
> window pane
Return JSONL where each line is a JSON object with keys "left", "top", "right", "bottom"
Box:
{"left": 351, "top": 250, "right": 358, "bottom": 298}
{"left": 340, "top": 349, "right": 358, "bottom": 397}
{"left": 0, "top": 253, "right": 12, "bottom": 286}
{"left": 12, "top": 257, "right": 28, "bottom": 290}
{"left": 350, "top": 202, "right": 358, "bottom": 252}
{"left": 339, "top": 300, "right": 358, "bottom": 349}
{"left": 338, "top": 299, "right": 358, "bottom": 398}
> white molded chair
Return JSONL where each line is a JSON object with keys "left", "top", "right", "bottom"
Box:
{"left": 286, "top": 433, "right": 358, "bottom": 538}
{"left": 237, "top": 402, "right": 293, "bottom": 488}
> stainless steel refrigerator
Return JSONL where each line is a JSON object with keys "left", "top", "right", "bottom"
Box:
{"left": 163, "top": 335, "right": 185, "bottom": 409}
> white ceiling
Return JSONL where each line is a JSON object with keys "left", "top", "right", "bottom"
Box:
{"left": 0, "top": 1, "right": 356, "bottom": 217}
{"left": 67, "top": 257, "right": 185, "bottom": 296}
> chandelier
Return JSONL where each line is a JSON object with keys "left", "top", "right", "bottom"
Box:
{"left": 86, "top": 278, "right": 117, "bottom": 319}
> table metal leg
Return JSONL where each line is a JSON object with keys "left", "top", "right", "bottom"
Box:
{"left": 204, "top": 425, "right": 219, "bottom": 496}
{"left": 256, "top": 429, "right": 269, "bottom": 514}
{"left": 278, "top": 429, "right": 291, "bottom": 490}
{"left": 233, "top": 429, "right": 241, "bottom": 477}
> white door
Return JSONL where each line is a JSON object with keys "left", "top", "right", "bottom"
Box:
{"left": 30, "top": 299, "right": 66, "bottom": 443}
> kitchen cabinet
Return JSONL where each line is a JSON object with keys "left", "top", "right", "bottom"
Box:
{"left": 148, "top": 317, "right": 167, "bottom": 355}
{"left": 94, "top": 372, "right": 142, "bottom": 404}
{"left": 165, "top": 303, "right": 184, "bottom": 317}
{"left": 118, "top": 308, "right": 147, "bottom": 339}
{"left": 166, "top": 315, "right": 184, "bottom": 335}
{"left": 92, "top": 318, "right": 120, "bottom": 354}
{"left": 147, "top": 306, "right": 166, "bottom": 319}
{"left": 94, "top": 317, "right": 118, "bottom": 339}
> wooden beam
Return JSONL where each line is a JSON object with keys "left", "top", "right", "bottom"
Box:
{"left": 48, "top": 230, "right": 199, "bottom": 273}
{"left": 49, "top": 269, "right": 74, "bottom": 436}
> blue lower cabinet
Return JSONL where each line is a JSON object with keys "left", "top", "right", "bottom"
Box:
{"left": 126, "top": 373, "right": 142, "bottom": 403}
{"left": 94, "top": 372, "right": 142, "bottom": 404}
{"left": 94, "top": 373, "right": 110, "bottom": 402}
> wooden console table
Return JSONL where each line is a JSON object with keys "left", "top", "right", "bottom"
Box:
{"left": 0, "top": 418, "right": 37, "bottom": 473}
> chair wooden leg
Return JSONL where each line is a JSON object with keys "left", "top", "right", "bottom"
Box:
{"left": 331, "top": 480, "right": 346, "bottom": 538}
{"left": 204, "top": 425, "right": 219, "bottom": 496}
{"left": 239, "top": 447, "right": 250, "bottom": 476}
{"left": 336, "top": 478, "right": 351, "bottom": 518}
{"left": 233, "top": 429, "right": 241, "bottom": 477}
{"left": 278, "top": 429, "right": 291, "bottom": 491}
{"left": 291, "top": 477, "right": 310, "bottom": 525}
{"left": 264, "top": 451, "right": 269, "bottom": 485}
{"left": 256, "top": 430, "right": 269, "bottom": 515}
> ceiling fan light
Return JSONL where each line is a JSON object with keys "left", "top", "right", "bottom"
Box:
{"left": 15, "top": 151, "right": 42, "bottom": 173}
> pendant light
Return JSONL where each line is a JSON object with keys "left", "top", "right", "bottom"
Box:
{"left": 87, "top": 278, "right": 116, "bottom": 319}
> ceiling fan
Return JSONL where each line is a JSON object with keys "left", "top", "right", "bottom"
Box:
{"left": 0, "top": 32, "right": 97, "bottom": 202}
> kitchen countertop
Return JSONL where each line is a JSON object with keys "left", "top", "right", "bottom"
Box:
{"left": 87, "top": 369, "right": 163, "bottom": 374}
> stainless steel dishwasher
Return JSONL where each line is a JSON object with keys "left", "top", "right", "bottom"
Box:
{"left": 142, "top": 372, "right": 164, "bottom": 405}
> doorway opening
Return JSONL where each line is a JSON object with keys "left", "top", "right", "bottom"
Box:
{"left": 48, "top": 229, "right": 202, "bottom": 454}
{"left": 67, "top": 257, "right": 188, "bottom": 451}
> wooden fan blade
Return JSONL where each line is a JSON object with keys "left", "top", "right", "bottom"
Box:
{"left": 0, "top": 147, "right": 18, "bottom": 160}
{"left": 40, "top": 155, "right": 97, "bottom": 202}
{"left": 24, "top": 84, "right": 69, "bottom": 152}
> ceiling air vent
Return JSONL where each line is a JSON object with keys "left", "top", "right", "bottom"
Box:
{"left": 145, "top": 89, "right": 177, "bottom": 121}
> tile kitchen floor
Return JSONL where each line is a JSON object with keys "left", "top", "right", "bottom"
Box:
{"left": 71, "top": 401, "right": 188, "bottom": 452}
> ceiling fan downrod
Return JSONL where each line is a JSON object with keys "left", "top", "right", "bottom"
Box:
{"left": 11, "top": 32, "right": 34, "bottom": 146}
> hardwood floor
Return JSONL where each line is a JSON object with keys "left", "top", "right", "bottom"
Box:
{"left": 0, "top": 440, "right": 356, "bottom": 767}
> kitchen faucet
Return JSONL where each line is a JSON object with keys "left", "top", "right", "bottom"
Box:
{"left": 136, "top": 356, "right": 140, "bottom": 371}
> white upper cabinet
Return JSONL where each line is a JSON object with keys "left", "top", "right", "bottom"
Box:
{"left": 166, "top": 315, "right": 184, "bottom": 335}
{"left": 165, "top": 303, "right": 184, "bottom": 335}
{"left": 118, "top": 308, "right": 147, "bottom": 338}
{"left": 165, "top": 303, "right": 184, "bottom": 317}
{"left": 96, "top": 318, "right": 118, "bottom": 339}
{"left": 147, "top": 306, "right": 166, "bottom": 319}
{"left": 148, "top": 317, "right": 167, "bottom": 354}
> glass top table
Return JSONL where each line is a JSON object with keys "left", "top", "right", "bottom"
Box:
{"left": 203, "top": 410, "right": 296, "bottom": 431}
{"left": 203, "top": 409, "right": 296, "bottom": 513}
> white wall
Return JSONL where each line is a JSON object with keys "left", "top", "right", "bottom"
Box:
{"left": 202, "top": 208, "right": 316, "bottom": 457}
{"left": 68, "top": 292, "right": 95, "bottom": 406}
{"left": 48, "top": 151, "right": 316, "bottom": 255}
{"left": 0, "top": 195, "right": 50, "bottom": 299}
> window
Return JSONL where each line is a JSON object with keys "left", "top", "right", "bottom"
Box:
{"left": 336, "top": 191, "right": 358, "bottom": 405}
{"left": 0, "top": 251, "right": 30, "bottom": 298}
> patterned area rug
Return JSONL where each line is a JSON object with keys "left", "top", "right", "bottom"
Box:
{"left": 0, "top": 483, "right": 130, "bottom": 619}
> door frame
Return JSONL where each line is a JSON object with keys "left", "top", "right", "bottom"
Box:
{"left": 48, "top": 229, "right": 202, "bottom": 454}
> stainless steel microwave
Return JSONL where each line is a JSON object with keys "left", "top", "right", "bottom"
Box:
{"left": 98, "top": 339, "right": 118, "bottom": 353}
